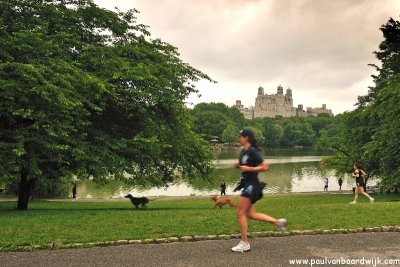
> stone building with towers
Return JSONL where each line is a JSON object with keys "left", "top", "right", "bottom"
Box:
{"left": 253, "top": 85, "right": 296, "bottom": 118}
{"left": 234, "top": 100, "right": 253, "bottom": 120}
{"left": 234, "top": 85, "right": 333, "bottom": 119}
{"left": 296, "top": 104, "right": 333, "bottom": 117}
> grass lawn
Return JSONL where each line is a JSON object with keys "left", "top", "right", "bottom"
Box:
{"left": 0, "top": 193, "right": 399, "bottom": 251}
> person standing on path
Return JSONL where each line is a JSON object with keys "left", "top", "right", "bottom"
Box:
{"left": 220, "top": 180, "right": 226, "bottom": 196}
{"left": 338, "top": 178, "right": 343, "bottom": 192}
{"left": 324, "top": 178, "right": 329, "bottom": 192}
{"left": 72, "top": 183, "right": 77, "bottom": 200}
{"left": 231, "top": 128, "right": 287, "bottom": 253}
{"left": 350, "top": 163, "right": 374, "bottom": 204}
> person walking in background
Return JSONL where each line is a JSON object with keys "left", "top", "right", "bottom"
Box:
{"left": 220, "top": 180, "right": 226, "bottom": 196}
{"left": 338, "top": 178, "right": 343, "bottom": 192}
{"left": 72, "top": 183, "right": 77, "bottom": 200}
{"left": 350, "top": 163, "right": 374, "bottom": 204}
{"left": 324, "top": 178, "right": 329, "bottom": 192}
{"left": 231, "top": 128, "right": 286, "bottom": 253}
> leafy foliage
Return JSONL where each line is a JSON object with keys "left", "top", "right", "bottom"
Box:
{"left": 221, "top": 124, "right": 238, "bottom": 144}
{"left": 190, "top": 103, "right": 245, "bottom": 141}
{"left": 0, "top": 0, "right": 213, "bottom": 209}
{"left": 320, "top": 17, "right": 400, "bottom": 191}
{"left": 190, "top": 103, "right": 334, "bottom": 148}
{"left": 363, "top": 74, "right": 400, "bottom": 190}
{"left": 281, "top": 121, "right": 316, "bottom": 147}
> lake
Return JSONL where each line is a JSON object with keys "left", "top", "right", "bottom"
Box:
{"left": 76, "top": 148, "right": 377, "bottom": 198}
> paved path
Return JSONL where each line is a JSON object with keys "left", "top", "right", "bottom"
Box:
{"left": 1, "top": 233, "right": 399, "bottom": 267}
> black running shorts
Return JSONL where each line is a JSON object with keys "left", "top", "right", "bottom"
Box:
{"left": 241, "top": 183, "right": 264, "bottom": 204}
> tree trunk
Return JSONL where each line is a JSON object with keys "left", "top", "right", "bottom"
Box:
{"left": 17, "top": 167, "right": 30, "bottom": 210}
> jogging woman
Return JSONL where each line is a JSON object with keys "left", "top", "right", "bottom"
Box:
{"left": 350, "top": 163, "right": 374, "bottom": 204}
{"left": 231, "top": 128, "right": 287, "bottom": 253}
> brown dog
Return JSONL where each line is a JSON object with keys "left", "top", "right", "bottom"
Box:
{"left": 211, "top": 196, "right": 237, "bottom": 209}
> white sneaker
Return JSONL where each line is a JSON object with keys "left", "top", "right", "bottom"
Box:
{"left": 276, "top": 218, "right": 287, "bottom": 232}
{"left": 231, "top": 241, "right": 250, "bottom": 252}
{"left": 369, "top": 198, "right": 374, "bottom": 203}
{"left": 350, "top": 201, "right": 356, "bottom": 204}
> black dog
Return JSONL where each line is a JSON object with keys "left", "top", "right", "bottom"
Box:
{"left": 125, "top": 194, "right": 152, "bottom": 209}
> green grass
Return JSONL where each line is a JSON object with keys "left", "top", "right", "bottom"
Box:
{"left": 0, "top": 194, "right": 399, "bottom": 251}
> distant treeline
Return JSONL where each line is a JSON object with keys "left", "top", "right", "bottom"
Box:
{"left": 189, "top": 102, "right": 336, "bottom": 148}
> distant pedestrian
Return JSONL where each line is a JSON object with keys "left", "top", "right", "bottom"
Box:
{"left": 72, "top": 183, "right": 77, "bottom": 200}
{"left": 324, "top": 178, "right": 328, "bottom": 192}
{"left": 338, "top": 178, "right": 343, "bottom": 192}
{"left": 350, "top": 163, "right": 374, "bottom": 204}
{"left": 220, "top": 180, "right": 226, "bottom": 196}
{"left": 231, "top": 128, "right": 286, "bottom": 253}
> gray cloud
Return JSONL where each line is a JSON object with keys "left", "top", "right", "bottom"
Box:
{"left": 95, "top": 0, "right": 400, "bottom": 113}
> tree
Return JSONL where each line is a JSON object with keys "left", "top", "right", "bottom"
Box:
{"left": 363, "top": 74, "right": 400, "bottom": 190}
{"left": 191, "top": 103, "right": 245, "bottom": 141}
{"left": 226, "top": 106, "right": 246, "bottom": 129}
{"left": 221, "top": 124, "right": 238, "bottom": 144}
{"left": 369, "top": 19, "right": 400, "bottom": 87}
{"left": 321, "top": 17, "right": 400, "bottom": 191}
{"left": 261, "top": 119, "right": 283, "bottom": 147}
{"left": 317, "top": 113, "right": 362, "bottom": 173}
{"left": 307, "top": 114, "right": 334, "bottom": 138}
{"left": 192, "top": 111, "right": 231, "bottom": 141}
{"left": 0, "top": 0, "right": 213, "bottom": 209}
{"left": 282, "top": 122, "right": 315, "bottom": 147}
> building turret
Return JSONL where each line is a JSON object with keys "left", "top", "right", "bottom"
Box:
{"left": 286, "top": 88, "right": 292, "bottom": 98}
{"left": 277, "top": 85, "right": 283, "bottom": 95}
{"left": 258, "top": 86, "right": 264, "bottom": 95}
{"left": 235, "top": 100, "right": 244, "bottom": 110}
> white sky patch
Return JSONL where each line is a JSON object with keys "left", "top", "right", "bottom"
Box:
{"left": 94, "top": 0, "right": 400, "bottom": 114}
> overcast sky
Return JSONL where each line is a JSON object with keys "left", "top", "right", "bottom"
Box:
{"left": 95, "top": 0, "right": 400, "bottom": 114}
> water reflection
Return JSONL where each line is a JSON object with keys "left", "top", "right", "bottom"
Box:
{"left": 75, "top": 149, "right": 376, "bottom": 198}
{"left": 76, "top": 164, "right": 379, "bottom": 198}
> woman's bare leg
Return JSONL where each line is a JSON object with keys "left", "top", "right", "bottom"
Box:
{"left": 358, "top": 187, "right": 372, "bottom": 199}
{"left": 353, "top": 187, "right": 359, "bottom": 202}
{"left": 236, "top": 197, "right": 252, "bottom": 243}
{"left": 247, "top": 204, "right": 279, "bottom": 225}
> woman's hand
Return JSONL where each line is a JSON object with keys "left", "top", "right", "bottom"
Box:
{"left": 233, "top": 162, "right": 240, "bottom": 168}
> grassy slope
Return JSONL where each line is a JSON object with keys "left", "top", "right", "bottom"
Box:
{"left": 0, "top": 194, "right": 399, "bottom": 251}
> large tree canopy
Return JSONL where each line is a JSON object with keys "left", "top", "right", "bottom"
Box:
{"left": 0, "top": 0, "right": 213, "bottom": 209}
